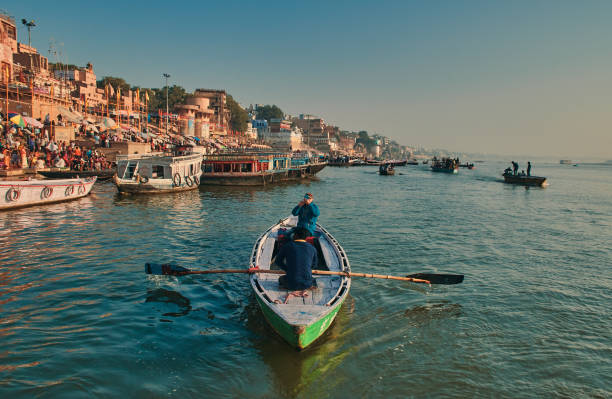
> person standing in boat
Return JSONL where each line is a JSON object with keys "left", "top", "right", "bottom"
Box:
{"left": 527, "top": 161, "right": 532, "bottom": 176}
{"left": 292, "top": 193, "right": 320, "bottom": 236}
{"left": 276, "top": 227, "right": 318, "bottom": 291}
{"left": 512, "top": 161, "right": 519, "bottom": 175}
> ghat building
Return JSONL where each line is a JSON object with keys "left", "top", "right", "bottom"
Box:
{"left": 175, "top": 89, "right": 231, "bottom": 139}
{"left": 1, "top": 11, "right": 72, "bottom": 122}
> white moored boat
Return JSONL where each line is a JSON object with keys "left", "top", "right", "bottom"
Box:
{"left": 249, "top": 216, "right": 351, "bottom": 349}
{"left": 114, "top": 152, "right": 203, "bottom": 194}
{"left": 1, "top": 177, "right": 97, "bottom": 210}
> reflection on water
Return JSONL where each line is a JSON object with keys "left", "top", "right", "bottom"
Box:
{"left": 145, "top": 288, "right": 192, "bottom": 319}
{"left": 244, "top": 295, "right": 356, "bottom": 398}
{"left": 404, "top": 301, "right": 463, "bottom": 323}
{"left": 199, "top": 179, "right": 319, "bottom": 202}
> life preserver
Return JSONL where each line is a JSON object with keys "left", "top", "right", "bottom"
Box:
{"left": 78, "top": 184, "right": 86, "bottom": 194}
{"left": 65, "top": 185, "right": 75, "bottom": 196}
{"left": 192, "top": 175, "right": 200, "bottom": 185}
{"left": 41, "top": 186, "right": 53, "bottom": 199}
{"left": 5, "top": 187, "right": 20, "bottom": 202}
{"left": 173, "top": 173, "right": 181, "bottom": 187}
{"left": 139, "top": 176, "right": 149, "bottom": 184}
{"left": 184, "top": 175, "right": 193, "bottom": 187}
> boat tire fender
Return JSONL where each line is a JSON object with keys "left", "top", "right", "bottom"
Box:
{"left": 6, "top": 187, "right": 20, "bottom": 202}
{"left": 193, "top": 175, "right": 200, "bottom": 185}
{"left": 41, "top": 186, "right": 53, "bottom": 199}
{"left": 78, "top": 184, "right": 86, "bottom": 195}
{"left": 173, "top": 173, "right": 181, "bottom": 187}
{"left": 185, "top": 175, "right": 193, "bottom": 187}
{"left": 65, "top": 185, "right": 75, "bottom": 196}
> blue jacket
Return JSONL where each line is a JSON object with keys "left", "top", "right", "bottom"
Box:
{"left": 292, "top": 203, "right": 320, "bottom": 235}
{"left": 276, "top": 241, "right": 318, "bottom": 290}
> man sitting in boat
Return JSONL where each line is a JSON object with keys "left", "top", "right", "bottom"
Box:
{"left": 276, "top": 227, "right": 318, "bottom": 291}
{"left": 291, "top": 193, "right": 320, "bottom": 236}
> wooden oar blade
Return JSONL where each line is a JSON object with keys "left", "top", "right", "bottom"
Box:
{"left": 406, "top": 273, "right": 464, "bottom": 285}
{"left": 145, "top": 263, "right": 191, "bottom": 275}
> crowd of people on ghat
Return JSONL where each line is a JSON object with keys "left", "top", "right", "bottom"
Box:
{"left": 0, "top": 124, "right": 112, "bottom": 171}
{"left": 0, "top": 111, "right": 181, "bottom": 172}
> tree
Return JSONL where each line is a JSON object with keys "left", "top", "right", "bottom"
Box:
{"left": 49, "top": 62, "right": 80, "bottom": 72}
{"left": 96, "top": 76, "right": 130, "bottom": 93}
{"left": 356, "top": 130, "right": 376, "bottom": 149}
{"left": 256, "top": 104, "right": 284, "bottom": 122}
{"left": 227, "top": 95, "right": 249, "bottom": 132}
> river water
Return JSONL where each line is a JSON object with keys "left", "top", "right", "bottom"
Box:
{"left": 1, "top": 161, "right": 610, "bottom": 398}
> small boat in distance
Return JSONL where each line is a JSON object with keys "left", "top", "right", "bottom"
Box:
{"left": 1, "top": 177, "right": 96, "bottom": 210}
{"left": 502, "top": 171, "right": 547, "bottom": 187}
{"left": 379, "top": 164, "right": 395, "bottom": 175}
{"left": 430, "top": 157, "right": 458, "bottom": 174}
{"left": 114, "top": 150, "right": 203, "bottom": 194}
{"left": 406, "top": 159, "right": 419, "bottom": 165}
{"left": 560, "top": 160, "right": 573, "bottom": 164}
{"left": 249, "top": 216, "right": 351, "bottom": 349}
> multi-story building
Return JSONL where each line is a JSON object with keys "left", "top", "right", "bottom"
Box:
{"left": 0, "top": 12, "right": 16, "bottom": 79}
{"left": 175, "top": 93, "right": 215, "bottom": 138}
{"left": 191, "top": 89, "right": 230, "bottom": 137}
{"left": 258, "top": 118, "right": 303, "bottom": 150}
{"left": 291, "top": 114, "right": 333, "bottom": 150}
{"left": 1, "top": 11, "right": 71, "bottom": 122}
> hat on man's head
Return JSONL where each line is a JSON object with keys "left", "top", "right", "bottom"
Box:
{"left": 304, "top": 192, "right": 313, "bottom": 199}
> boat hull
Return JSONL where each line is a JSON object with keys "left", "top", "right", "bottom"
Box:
{"left": 200, "top": 163, "right": 326, "bottom": 186}
{"left": 38, "top": 168, "right": 116, "bottom": 181}
{"left": 255, "top": 294, "right": 345, "bottom": 349}
{"left": 1, "top": 177, "right": 96, "bottom": 210}
{"left": 114, "top": 174, "right": 201, "bottom": 194}
{"left": 503, "top": 175, "right": 547, "bottom": 187}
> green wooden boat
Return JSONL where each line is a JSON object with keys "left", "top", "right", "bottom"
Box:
{"left": 249, "top": 216, "right": 351, "bottom": 350}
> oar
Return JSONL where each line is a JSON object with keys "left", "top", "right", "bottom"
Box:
{"left": 406, "top": 273, "right": 464, "bottom": 285}
{"left": 145, "top": 263, "right": 462, "bottom": 285}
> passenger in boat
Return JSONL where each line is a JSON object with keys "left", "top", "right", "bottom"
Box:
{"left": 291, "top": 193, "right": 320, "bottom": 236}
{"left": 527, "top": 162, "right": 532, "bottom": 176}
{"left": 276, "top": 227, "right": 318, "bottom": 291}
{"left": 512, "top": 161, "right": 519, "bottom": 175}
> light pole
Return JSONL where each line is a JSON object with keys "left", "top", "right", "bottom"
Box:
{"left": 21, "top": 19, "right": 36, "bottom": 47}
{"left": 163, "top": 73, "right": 170, "bottom": 136}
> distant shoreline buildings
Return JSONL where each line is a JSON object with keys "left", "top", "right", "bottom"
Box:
{"left": 1, "top": 9, "right": 417, "bottom": 158}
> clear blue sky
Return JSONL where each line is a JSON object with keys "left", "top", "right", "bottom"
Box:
{"left": 9, "top": 1, "right": 612, "bottom": 158}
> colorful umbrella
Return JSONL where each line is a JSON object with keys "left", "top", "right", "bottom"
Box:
{"left": 101, "top": 117, "right": 117, "bottom": 128}
{"left": 10, "top": 114, "right": 26, "bottom": 128}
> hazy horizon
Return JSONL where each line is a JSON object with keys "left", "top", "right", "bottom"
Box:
{"left": 8, "top": 1, "right": 612, "bottom": 158}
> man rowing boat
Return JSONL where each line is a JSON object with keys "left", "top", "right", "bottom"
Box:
{"left": 276, "top": 227, "right": 318, "bottom": 291}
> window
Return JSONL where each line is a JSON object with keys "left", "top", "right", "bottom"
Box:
{"left": 152, "top": 165, "right": 164, "bottom": 178}
{"left": 204, "top": 164, "right": 213, "bottom": 173}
